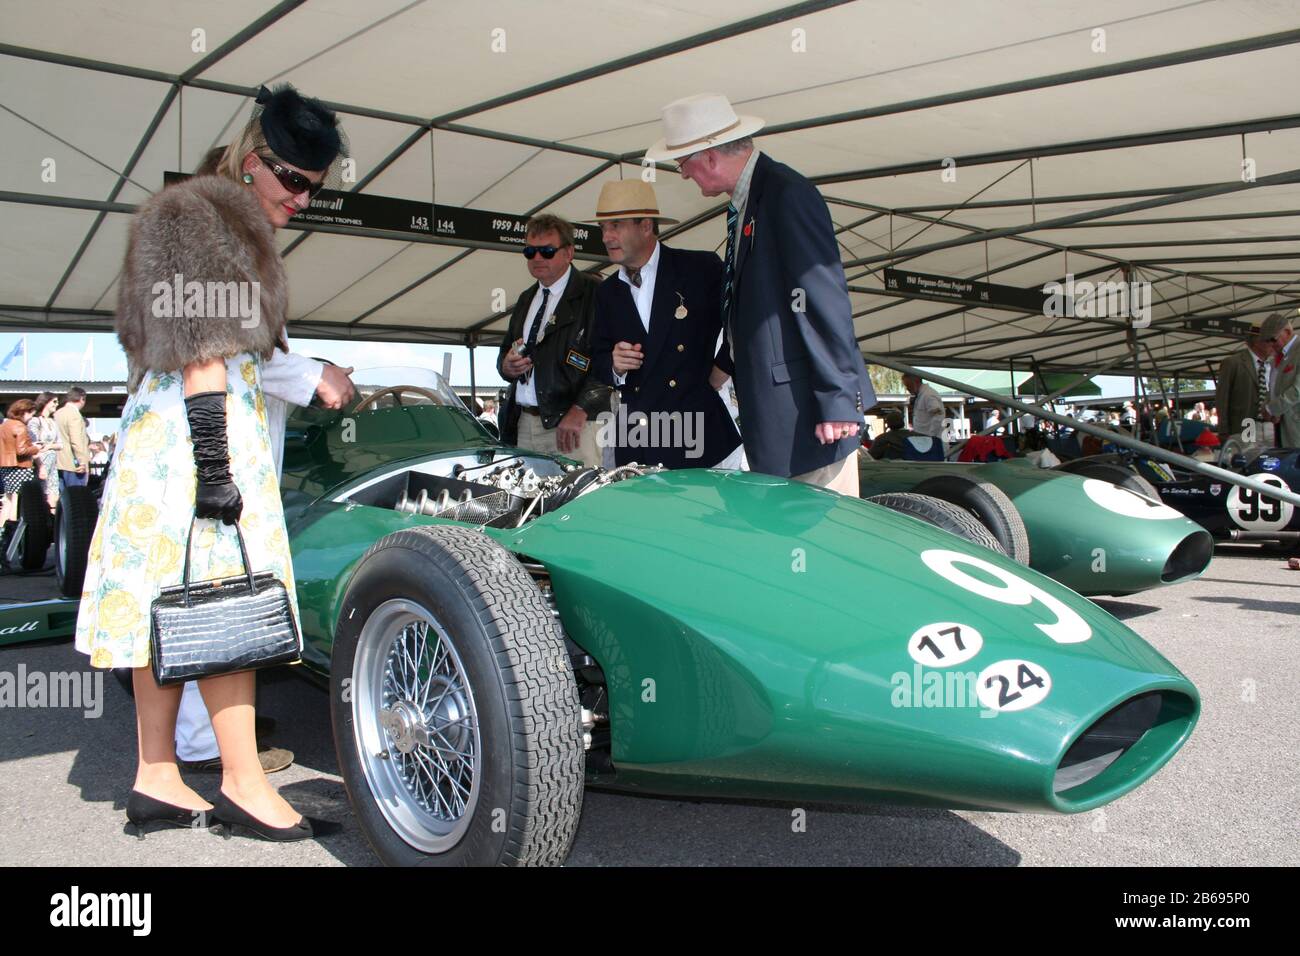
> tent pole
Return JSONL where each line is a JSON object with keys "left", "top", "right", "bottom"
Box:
{"left": 469, "top": 343, "right": 477, "bottom": 407}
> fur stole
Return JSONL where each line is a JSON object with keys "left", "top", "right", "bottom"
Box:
{"left": 116, "top": 175, "right": 288, "bottom": 389}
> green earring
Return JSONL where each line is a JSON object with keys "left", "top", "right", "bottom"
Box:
{"left": 242, "top": 173, "right": 254, "bottom": 184}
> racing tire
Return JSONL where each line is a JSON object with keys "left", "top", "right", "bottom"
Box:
{"left": 55, "top": 484, "right": 98, "bottom": 598}
{"left": 1057, "top": 459, "right": 1160, "bottom": 500}
{"left": 867, "top": 492, "right": 1007, "bottom": 556}
{"left": 912, "top": 475, "right": 1031, "bottom": 565}
{"left": 331, "top": 525, "right": 583, "bottom": 866}
{"left": 16, "top": 479, "right": 51, "bottom": 571}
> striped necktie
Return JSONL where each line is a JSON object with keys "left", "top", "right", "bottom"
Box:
{"left": 1258, "top": 356, "right": 1269, "bottom": 418}
{"left": 523, "top": 286, "right": 549, "bottom": 385}
{"left": 721, "top": 201, "right": 739, "bottom": 341}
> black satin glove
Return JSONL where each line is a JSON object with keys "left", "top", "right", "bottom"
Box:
{"left": 185, "top": 390, "right": 243, "bottom": 525}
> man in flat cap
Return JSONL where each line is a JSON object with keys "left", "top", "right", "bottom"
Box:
{"left": 1262, "top": 311, "right": 1300, "bottom": 447}
{"left": 588, "top": 180, "right": 741, "bottom": 469}
{"left": 645, "top": 93, "right": 873, "bottom": 494}
{"left": 1216, "top": 319, "right": 1277, "bottom": 445}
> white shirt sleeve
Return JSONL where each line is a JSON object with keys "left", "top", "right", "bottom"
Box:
{"left": 261, "top": 350, "right": 324, "bottom": 407}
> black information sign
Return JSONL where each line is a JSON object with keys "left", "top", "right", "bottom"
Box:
{"left": 1182, "top": 316, "right": 1253, "bottom": 336}
{"left": 164, "top": 173, "right": 605, "bottom": 254}
{"left": 884, "top": 267, "right": 1045, "bottom": 313}
{"left": 433, "top": 207, "right": 604, "bottom": 254}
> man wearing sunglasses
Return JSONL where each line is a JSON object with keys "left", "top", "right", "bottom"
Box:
{"left": 496, "top": 214, "right": 610, "bottom": 465}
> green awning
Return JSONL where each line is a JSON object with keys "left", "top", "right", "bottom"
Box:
{"left": 920, "top": 368, "right": 1100, "bottom": 399}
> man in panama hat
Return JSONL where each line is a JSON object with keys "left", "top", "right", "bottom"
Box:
{"left": 588, "top": 180, "right": 741, "bottom": 469}
{"left": 645, "top": 93, "right": 873, "bottom": 494}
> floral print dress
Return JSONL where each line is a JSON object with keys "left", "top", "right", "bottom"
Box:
{"left": 75, "top": 354, "right": 298, "bottom": 669}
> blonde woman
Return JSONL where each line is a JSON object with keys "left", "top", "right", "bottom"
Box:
{"left": 76, "top": 85, "right": 345, "bottom": 842}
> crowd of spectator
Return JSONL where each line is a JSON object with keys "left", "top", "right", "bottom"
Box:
{"left": 0, "top": 386, "right": 104, "bottom": 568}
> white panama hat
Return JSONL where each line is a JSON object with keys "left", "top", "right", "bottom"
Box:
{"left": 644, "top": 92, "right": 765, "bottom": 163}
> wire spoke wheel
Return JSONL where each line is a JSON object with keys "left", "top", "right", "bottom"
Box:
{"left": 354, "top": 599, "right": 481, "bottom": 853}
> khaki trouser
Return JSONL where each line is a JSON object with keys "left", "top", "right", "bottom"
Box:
{"left": 516, "top": 409, "right": 602, "bottom": 468}
{"left": 792, "top": 452, "right": 860, "bottom": 496}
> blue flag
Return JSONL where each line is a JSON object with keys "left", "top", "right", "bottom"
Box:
{"left": 0, "top": 338, "right": 23, "bottom": 373}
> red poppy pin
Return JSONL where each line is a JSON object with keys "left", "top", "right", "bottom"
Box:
{"left": 1286, "top": 365, "right": 1295, "bottom": 374}
{"left": 743, "top": 217, "right": 754, "bottom": 238}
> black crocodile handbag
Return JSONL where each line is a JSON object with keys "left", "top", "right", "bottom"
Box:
{"left": 149, "top": 517, "right": 301, "bottom": 686}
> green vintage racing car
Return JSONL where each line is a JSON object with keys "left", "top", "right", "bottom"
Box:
{"left": 254, "top": 369, "right": 1196, "bottom": 865}
{"left": 60, "top": 369, "right": 1200, "bottom": 865}
{"left": 857, "top": 455, "right": 1213, "bottom": 596}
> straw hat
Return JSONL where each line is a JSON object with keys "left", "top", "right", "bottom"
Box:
{"left": 644, "top": 93, "right": 764, "bottom": 163}
{"left": 588, "top": 180, "right": 678, "bottom": 224}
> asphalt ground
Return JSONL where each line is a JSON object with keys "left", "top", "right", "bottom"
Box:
{"left": 1, "top": 543, "right": 1296, "bottom": 867}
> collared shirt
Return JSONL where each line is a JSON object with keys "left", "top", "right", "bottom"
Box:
{"left": 729, "top": 148, "right": 761, "bottom": 230}
{"left": 618, "top": 240, "right": 661, "bottom": 333}
{"left": 613, "top": 241, "right": 661, "bottom": 386}
{"left": 262, "top": 349, "right": 324, "bottom": 478}
{"left": 723, "top": 149, "right": 761, "bottom": 361}
{"left": 910, "top": 383, "right": 946, "bottom": 439}
{"left": 515, "top": 266, "right": 571, "bottom": 407}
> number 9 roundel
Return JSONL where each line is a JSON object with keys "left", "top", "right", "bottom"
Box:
{"left": 921, "top": 550, "right": 1093, "bottom": 645}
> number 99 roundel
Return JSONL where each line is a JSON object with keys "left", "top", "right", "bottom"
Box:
{"left": 1227, "top": 474, "right": 1294, "bottom": 532}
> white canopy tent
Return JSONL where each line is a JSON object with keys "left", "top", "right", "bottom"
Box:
{"left": 2, "top": 0, "right": 1298, "bottom": 377}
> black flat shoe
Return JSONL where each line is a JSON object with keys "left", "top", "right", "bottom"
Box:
{"left": 211, "top": 791, "right": 342, "bottom": 843}
{"left": 124, "top": 790, "right": 214, "bottom": 839}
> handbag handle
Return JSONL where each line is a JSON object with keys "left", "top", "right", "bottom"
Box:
{"left": 180, "top": 516, "right": 258, "bottom": 608}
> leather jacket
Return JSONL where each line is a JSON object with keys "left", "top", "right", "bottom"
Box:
{"left": 496, "top": 266, "right": 611, "bottom": 443}
{"left": 0, "top": 418, "right": 37, "bottom": 468}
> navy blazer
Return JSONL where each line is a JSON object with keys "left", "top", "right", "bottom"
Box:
{"left": 591, "top": 243, "right": 741, "bottom": 469}
{"left": 721, "top": 152, "right": 875, "bottom": 477}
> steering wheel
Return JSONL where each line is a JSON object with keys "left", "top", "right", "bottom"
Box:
{"left": 352, "top": 385, "right": 445, "bottom": 413}
{"left": 1217, "top": 436, "right": 1244, "bottom": 469}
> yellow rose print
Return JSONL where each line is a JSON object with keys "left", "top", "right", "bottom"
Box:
{"left": 121, "top": 503, "right": 160, "bottom": 549}
{"left": 124, "top": 411, "right": 166, "bottom": 455}
{"left": 145, "top": 533, "right": 182, "bottom": 579}
{"left": 195, "top": 523, "right": 217, "bottom": 551}
{"left": 90, "top": 647, "right": 116, "bottom": 669}
{"left": 116, "top": 468, "right": 138, "bottom": 497}
{"left": 98, "top": 589, "right": 141, "bottom": 638}
{"left": 241, "top": 360, "right": 257, "bottom": 388}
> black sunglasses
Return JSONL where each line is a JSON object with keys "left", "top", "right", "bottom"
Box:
{"left": 523, "top": 245, "right": 564, "bottom": 259}
{"left": 260, "top": 156, "right": 325, "bottom": 198}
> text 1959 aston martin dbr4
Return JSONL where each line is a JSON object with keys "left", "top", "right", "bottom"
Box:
{"left": 276, "top": 369, "right": 1198, "bottom": 866}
